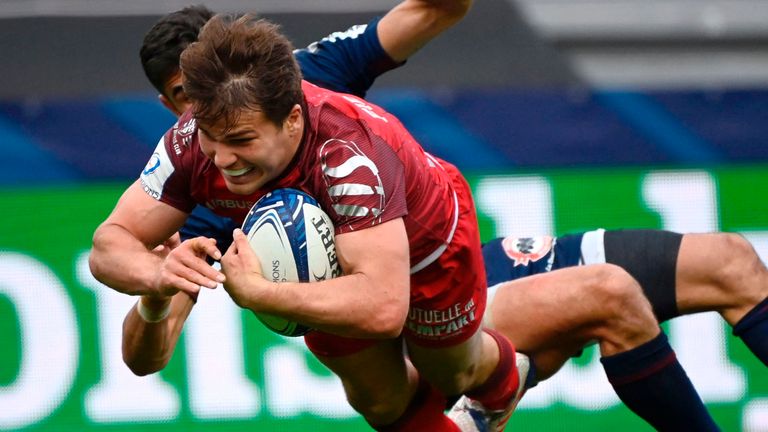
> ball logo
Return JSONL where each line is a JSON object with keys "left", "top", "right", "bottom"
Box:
{"left": 501, "top": 235, "right": 554, "bottom": 267}
{"left": 310, "top": 215, "right": 341, "bottom": 280}
{"left": 271, "top": 260, "right": 287, "bottom": 282}
{"left": 250, "top": 212, "right": 286, "bottom": 248}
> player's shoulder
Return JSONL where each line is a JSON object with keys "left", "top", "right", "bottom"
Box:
{"left": 302, "top": 80, "right": 356, "bottom": 118}
{"left": 303, "top": 81, "right": 388, "bottom": 120}
{"left": 294, "top": 16, "right": 401, "bottom": 98}
{"left": 294, "top": 16, "right": 383, "bottom": 64}
{"left": 300, "top": 18, "right": 376, "bottom": 53}
{"left": 162, "top": 111, "right": 199, "bottom": 157}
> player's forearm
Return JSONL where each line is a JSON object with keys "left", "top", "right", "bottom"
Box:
{"left": 410, "top": 0, "right": 472, "bottom": 22}
{"left": 244, "top": 273, "right": 409, "bottom": 339}
{"left": 427, "top": 0, "right": 473, "bottom": 19}
{"left": 90, "top": 223, "right": 163, "bottom": 296}
{"left": 122, "top": 295, "right": 191, "bottom": 375}
{"left": 379, "top": 0, "right": 472, "bottom": 62}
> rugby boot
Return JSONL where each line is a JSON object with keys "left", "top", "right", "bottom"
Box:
{"left": 447, "top": 352, "right": 535, "bottom": 432}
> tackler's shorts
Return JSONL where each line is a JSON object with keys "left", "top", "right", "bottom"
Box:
{"left": 482, "top": 229, "right": 683, "bottom": 324}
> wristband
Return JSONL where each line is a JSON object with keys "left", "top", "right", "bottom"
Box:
{"left": 136, "top": 296, "right": 171, "bottom": 323}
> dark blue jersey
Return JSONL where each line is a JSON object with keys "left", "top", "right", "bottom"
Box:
{"left": 295, "top": 16, "right": 401, "bottom": 98}
{"left": 181, "top": 17, "right": 401, "bottom": 249}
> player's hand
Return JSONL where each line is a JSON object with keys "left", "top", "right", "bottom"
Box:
{"left": 220, "top": 228, "right": 266, "bottom": 310}
{"left": 154, "top": 236, "right": 225, "bottom": 297}
{"left": 150, "top": 232, "right": 181, "bottom": 259}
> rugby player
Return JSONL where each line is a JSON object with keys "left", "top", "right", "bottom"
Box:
{"left": 93, "top": 2, "right": 529, "bottom": 431}
{"left": 98, "top": 2, "right": 765, "bottom": 431}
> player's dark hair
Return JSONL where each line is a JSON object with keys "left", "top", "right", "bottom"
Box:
{"left": 180, "top": 14, "right": 303, "bottom": 129}
{"left": 140, "top": 5, "right": 214, "bottom": 95}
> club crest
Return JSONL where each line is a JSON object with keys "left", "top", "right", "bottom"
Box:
{"left": 501, "top": 235, "right": 554, "bottom": 266}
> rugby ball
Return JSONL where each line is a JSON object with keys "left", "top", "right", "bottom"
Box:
{"left": 241, "top": 188, "right": 341, "bottom": 336}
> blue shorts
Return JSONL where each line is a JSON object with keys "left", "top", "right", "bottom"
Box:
{"left": 482, "top": 233, "right": 584, "bottom": 288}
{"left": 481, "top": 229, "right": 682, "bottom": 322}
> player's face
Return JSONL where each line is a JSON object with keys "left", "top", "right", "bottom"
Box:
{"left": 197, "top": 106, "right": 303, "bottom": 195}
{"left": 159, "top": 70, "right": 191, "bottom": 117}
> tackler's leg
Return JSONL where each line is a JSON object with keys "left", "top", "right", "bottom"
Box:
{"left": 674, "top": 232, "right": 768, "bottom": 366}
{"left": 485, "top": 263, "right": 719, "bottom": 431}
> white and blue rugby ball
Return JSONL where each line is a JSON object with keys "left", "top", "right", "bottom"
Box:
{"left": 241, "top": 188, "right": 341, "bottom": 337}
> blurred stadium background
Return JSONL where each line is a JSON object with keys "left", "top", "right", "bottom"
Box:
{"left": 1, "top": 0, "right": 767, "bottom": 430}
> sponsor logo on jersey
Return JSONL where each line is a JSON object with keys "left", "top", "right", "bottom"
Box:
{"left": 501, "top": 235, "right": 554, "bottom": 266}
{"left": 320, "top": 139, "right": 385, "bottom": 221}
{"left": 177, "top": 118, "right": 197, "bottom": 137}
{"left": 139, "top": 139, "right": 175, "bottom": 201}
{"left": 341, "top": 95, "right": 388, "bottom": 123}
{"left": 205, "top": 199, "right": 255, "bottom": 210}
{"left": 142, "top": 153, "right": 161, "bottom": 175}
{"left": 406, "top": 299, "right": 477, "bottom": 338}
{"left": 172, "top": 118, "right": 196, "bottom": 153}
{"left": 140, "top": 179, "right": 161, "bottom": 200}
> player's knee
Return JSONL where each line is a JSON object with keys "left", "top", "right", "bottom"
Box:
{"left": 590, "top": 264, "right": 649, "bottom": 316}
{"left": 427, "top": 368, "right": 476, "bottom": 397}
{"left": 410, "top": 352, "right": 480, "bottom": 396}
{"left": 346, "top": 392, "right": 405, "bottom": 426}
{"left": 590, "top": 264, "right": 656, "bottom": 329}
{"left": 587, "top": 264, "right": 658, "bottom": 353}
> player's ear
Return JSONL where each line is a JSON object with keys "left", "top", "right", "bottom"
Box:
{"left": 284, "top": 104, "right": 303, "bottom": 136}
{"left": 159, "top": 94, "right": 182, "bottom": 117}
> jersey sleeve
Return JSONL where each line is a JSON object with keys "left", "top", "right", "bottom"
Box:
{"left": 138, "top": 119, "right": 198, "bottom": 214}
{"left": 318, "top": 135, "right": 408, "bottom": 235}
{"left": 294, "top": 16, "right": 404, "bottom": 98}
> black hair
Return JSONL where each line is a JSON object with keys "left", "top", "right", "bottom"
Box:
{"left": 140, "top": 5, "right": 214, "bottom": 95}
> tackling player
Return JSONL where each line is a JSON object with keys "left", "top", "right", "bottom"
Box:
{"left": 465, "top": 229, "right": 767, "bottom": 431}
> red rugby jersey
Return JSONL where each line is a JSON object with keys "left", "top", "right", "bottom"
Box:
{"left": 140, "top": 81, "right": 460, "bottom": 271}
